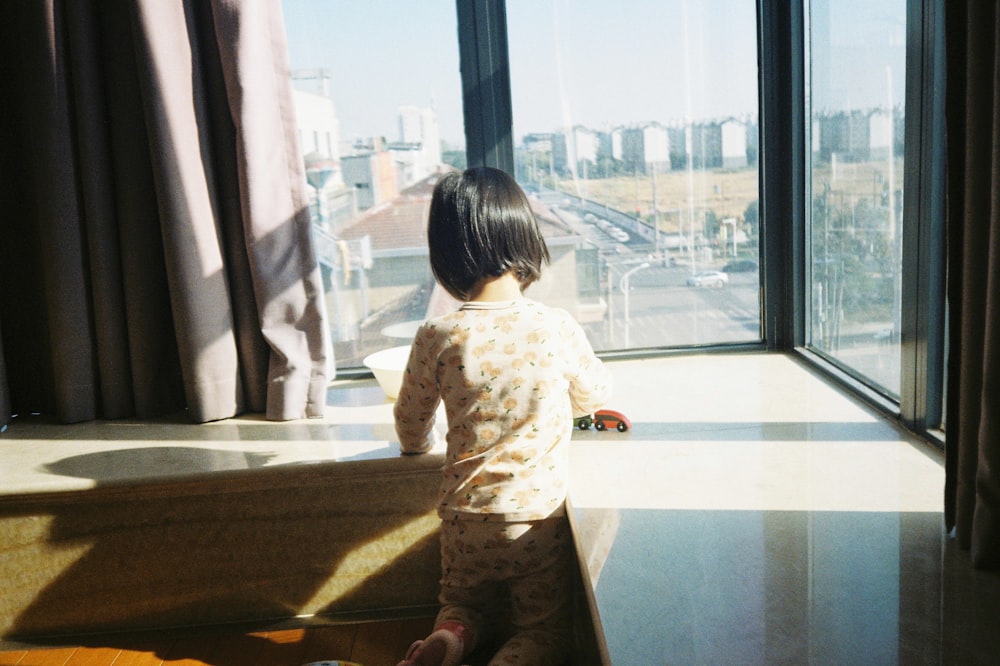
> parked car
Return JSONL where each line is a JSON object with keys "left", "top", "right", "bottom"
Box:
{"left": 686, "top": 270, "right": 729, "bottom": 288}
{"left": 609, "top": 228, "right": 630, "bottom": 242}
{"left": 722, "top": 259, "right": 759, "bottom": 273}
{"left": 574, "top": 409, "right": 632, "bottom": 432}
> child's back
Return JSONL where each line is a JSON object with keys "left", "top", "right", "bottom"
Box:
{"left": 396, "top": 298, "right": 610, "bottom": 522}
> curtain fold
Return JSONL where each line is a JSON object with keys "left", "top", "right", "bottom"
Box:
{"left": 0, "top": 0, "right": 328, "bottom": 427}
{"left": 209, "top": 0, "right": 330, "bottom": 420}
{"left": 944, "top": 0, "right": 1000, "bottom": 570}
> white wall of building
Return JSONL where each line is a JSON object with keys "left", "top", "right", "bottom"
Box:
{"left": 869, "top": 109, "right": 893, "bottom": 159}
{"left": 397, "top": 105, "right": 442, "bottom": 184}
{"left": 643, "top": 124, "right": 670, "bottom": 164}
{"left": 293, "top": 89, "right": 342, "bottom": 170}
{"left": 571, "top": 126, "right": 599, "bottom": 164}
{"left": 721, "top": 120, "right": 748, "bottom": 168}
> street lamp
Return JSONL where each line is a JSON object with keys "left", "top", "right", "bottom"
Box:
{"left": 721, "top": 218, "right": 738, "bottom": 257}
{"left": 619, "top": 262, "right": 650, "bottom": 348}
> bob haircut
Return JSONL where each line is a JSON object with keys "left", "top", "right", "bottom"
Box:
{"left": 427, "top": 167, "right": 550, "bottom": 301}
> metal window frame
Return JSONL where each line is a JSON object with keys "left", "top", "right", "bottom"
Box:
{"left": 456, "top": 0, "right": 513, "bottom": 173}
{"left": 899, "top": 0, "right": 946, "bottom": 437}
{"left": 758, "top": 0, "right": 805, "bottom": 352}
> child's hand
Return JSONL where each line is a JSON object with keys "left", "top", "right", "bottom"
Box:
{"left": 400, "top": 427, "right": 443, "bottom": 455}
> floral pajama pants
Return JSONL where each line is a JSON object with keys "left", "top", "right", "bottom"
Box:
{"left": 435, "top": 514, "right": 575, "bottom": 665}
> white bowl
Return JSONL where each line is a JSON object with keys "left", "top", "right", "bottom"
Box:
{"left": 362, "top": 345, "right": 411, "bottom": 400}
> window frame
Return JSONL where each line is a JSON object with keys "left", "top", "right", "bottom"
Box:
{"left": 899, "top": 0, "right": 946, "bottom": 438}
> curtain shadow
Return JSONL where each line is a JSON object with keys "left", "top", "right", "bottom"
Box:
{"left": 5, "top": 450, "right": 442, "bottom": 643}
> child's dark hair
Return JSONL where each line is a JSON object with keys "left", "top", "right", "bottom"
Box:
{"left": 427, "top": 166, "right": 550, "bottom": 301}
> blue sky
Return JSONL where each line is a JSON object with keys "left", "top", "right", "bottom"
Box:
{"left": 281, "top": 1, "right": 904, "bottom": 148}
{"left": 282, "top": 0, "right": 464, "bottom": 145}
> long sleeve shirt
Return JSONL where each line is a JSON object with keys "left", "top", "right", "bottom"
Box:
{"left": 394, "top": 298, "right": 612, "bottom": 521}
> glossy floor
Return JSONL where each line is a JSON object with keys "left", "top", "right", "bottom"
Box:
{"left": 566, "top": 353, "right": 1000, "bottom": 665}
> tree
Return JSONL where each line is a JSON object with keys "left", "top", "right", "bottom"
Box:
{"left": 704, "top": 209, "right": 720, "bottom": 240}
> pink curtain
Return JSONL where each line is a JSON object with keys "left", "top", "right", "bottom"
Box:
{"left": 0, "top": 0, "right": 329, "bottom": 425}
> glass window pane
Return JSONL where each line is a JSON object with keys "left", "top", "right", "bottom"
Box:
{"left": 507, "top": 0, "right": 761, "bottom": 351}
{"left": 281, "top": 1, "right": 464, "bottom": 368}
{"left": 806, "top": 1, "right": 906, "bottom": 396}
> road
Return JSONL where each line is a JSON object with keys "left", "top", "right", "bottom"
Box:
{"left": 544, "top": 197, "right": 762, "bottom": 348}
{"left": 597, "top": 264, "right": 761, "bottom": 349}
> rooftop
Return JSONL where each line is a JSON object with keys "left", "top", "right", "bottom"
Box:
{"left": 336, "top": 169, "right": 578, "bottom": 254}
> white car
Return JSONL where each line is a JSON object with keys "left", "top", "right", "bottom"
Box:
{"left": 686, "top": 270, "right": 729, "bottom": 288}
{"left": 609, "top": 228, "right": 630, "bottom": 242}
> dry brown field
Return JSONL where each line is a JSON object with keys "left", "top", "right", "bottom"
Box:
{"left": 550, "top": 158, "right": 901, "bottom": 235}
{"left": 557, "top": 167, "right": 758, "bottom": 235}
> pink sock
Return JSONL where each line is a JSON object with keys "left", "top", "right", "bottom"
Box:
{"left": 412, "top": 621, "right": 469, "bottom": 666}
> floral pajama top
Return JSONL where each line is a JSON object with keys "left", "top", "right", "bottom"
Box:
{"left": 394, "top": 298, "right": 612, "bottom": 522}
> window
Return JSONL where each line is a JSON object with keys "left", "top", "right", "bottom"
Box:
{"left": 506, "top": 0, "right": 762, "bottom": 351}
{"left": 282, "top": 0, "right": 762, "bottom": 367}
{"left": 804, "top": 0, "right": 907, "bottom": 397}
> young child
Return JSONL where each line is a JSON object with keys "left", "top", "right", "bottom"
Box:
{"left": 394, "top": 167, "right": 612, "bottom": 666}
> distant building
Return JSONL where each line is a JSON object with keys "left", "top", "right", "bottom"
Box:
{"left": 395, "top": 105, "right": 442, "bottom": 184}
{"left": 596, "top": 131, "right": 614, "bottom": 163}
{"left": 386, "top": 142, "right": 427, "bottom": 189}
{"left": 817, "top": 110, "right": 871, "bottom": 162}
{"left": 868, "top": 108, "right": 893, "bottom": 161}
{"left": 721, "top": 119, "right": 749, "bottom": 169}
{"left": 291, "top": 70, "right": 341, "bottom": 166}
{"left": 642, "top": 123, "right": 671, "bottom": 168}
{"left": 810, "top": 107, "right": 903, "bottom": 165}
{"left": 548, "top": 127, "right": 599, "bottom": 177}
{"left": 565, "top": 125, "right": 600, "bottom": 171}
{"left": 523, "top": 133, "right": 554, "bottom": 154}
{"left": 290, "top": 73, "right": 355, "bottom": 227}
{"left": 522, "top": 133, "right": 556, "bottom": 183}
{"left": 690, "top": 122, "right": 722, "bottom": 169}
{"left": 293, "top": 89, "right": 342, "bottom": 170}
{"left": 615, "top": 123, "right": 670, "bottom": 173}
{"left": 667, "top": 126, "right": 688, "bottom": 169}
{"left": 685, "top": 118, "right": 751, "bottom": 170}
{"left": 611, "top": 129, "right": 623, "bottom": 163}
{"left": 551, "top": 133, "right": 568, "bottom": 174}
{"left": 342, "top": 151, "right": 398, "bottom": 211}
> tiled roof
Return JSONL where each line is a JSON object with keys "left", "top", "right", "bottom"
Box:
{"left": 336, "top": 170, "right": 575, "bottom": 254}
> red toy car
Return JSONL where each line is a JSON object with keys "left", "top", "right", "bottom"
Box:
{"left": 574, "top": 409, "right": 632, "bottom": 432}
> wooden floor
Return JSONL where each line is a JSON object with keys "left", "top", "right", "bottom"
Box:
{"left": 0, "top": 617, "right": 435, "bottom": 666}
